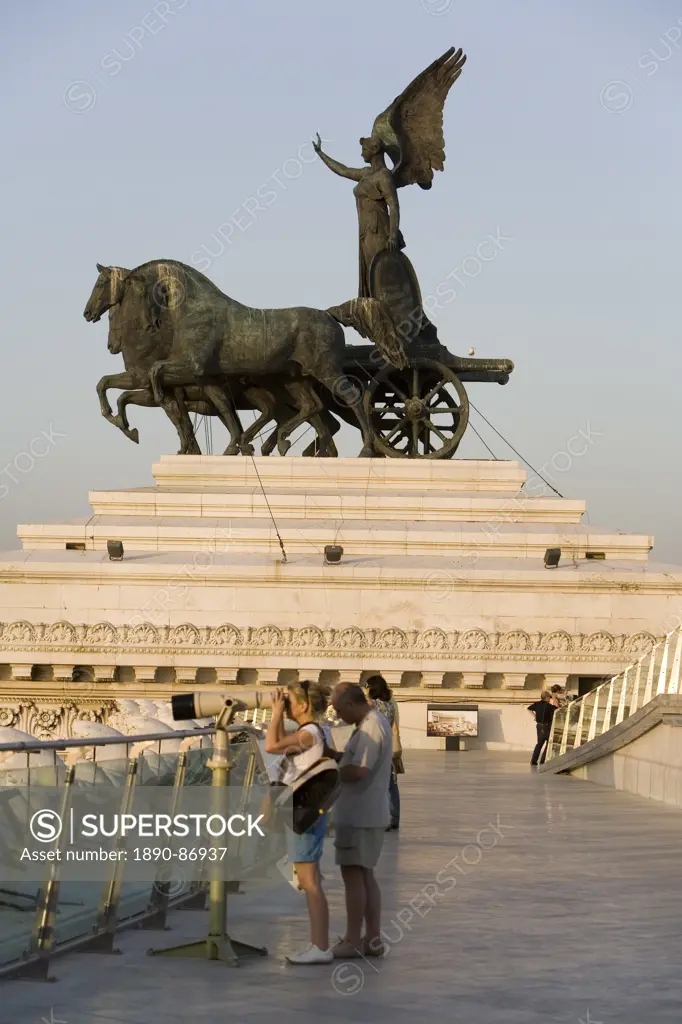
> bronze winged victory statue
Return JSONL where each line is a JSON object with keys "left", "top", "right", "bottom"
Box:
{"left": 314, "top": 47, "right": 466, "bottom": 343}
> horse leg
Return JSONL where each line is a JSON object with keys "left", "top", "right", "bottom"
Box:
{"left": 166, "top": 388, "right": 201, "bottom": 454}
{"left": 312, "top": 368, "right": 375, "bottom": 457}
{"left": 115, "top": 387, "right": 200, "bottom": 453}
{"left": 242, "top": 387, "right": 277, "bottom": 451}
{"left": 149, "top": 361, "right": 167, "bottom": 405}
{"left": 260, "top": 391, "right": 299, "bottom": 456}
{"left": 201, "top": 383, "right": 245, "bottom": 456}
{"left": 261, "top": 426, "right": 279, "bottom": 457}
{"left": 291, "top": 397, "right": 337, "bottom": 458}
{"left": 291, "top": 319, "right": 375, "bottom": 457}
{"left": 320, "top": 409, "right": 341, "bottom": 457}
{"left": 349, "top": 397, "right": 374, "bottom": 457}
{"left": 308, "top": 405, "right": 338, "bottom": 457}
{"left": 276, "top": 379, "right": 325, "bottom": 456}
{"left": 303, "top": 409, "right": 340, "bottom": 457}
{"left": 97, "top": 372, "right": 139, "bottom": 422}
{"left": 150, "top": 358, "right": 207, "bottom": 405}
{"left": 115, "top": 389, "right": 154, "bottom": 444}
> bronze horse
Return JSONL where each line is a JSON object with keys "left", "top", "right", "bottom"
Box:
{"left": 85, "top": 266, "right": 340, "bottom": 455}
{"left": 84, "top": 260, "right": 405, "bottom": 456}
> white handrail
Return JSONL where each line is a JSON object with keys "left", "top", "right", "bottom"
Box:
{"left": 545, "top": 628, "right": 677, "bottom": 762}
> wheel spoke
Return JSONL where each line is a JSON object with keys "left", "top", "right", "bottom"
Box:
{"left": 427, "top": 423, "right": 450, "bottom": 444}
{"left": 384, "top": 416, "right": 409, "bottom": 443}
{"left": 370, "top": 399, "right": 402, "bottom": 414}
{"left": 412, "top": 368, "right": 419, "bottom": 398}
{"left": 371, "top": 408, "right": 402, "bottom": 419}
{"left": 411, "top": 419, "right": 419, "bottom": 456}
{"left": 423, "top": 380, "right": 447, "bottom": 405}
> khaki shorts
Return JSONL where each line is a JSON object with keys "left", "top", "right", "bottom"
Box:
{"left": 334, "top": 825, "right": 385, "bottom": 869}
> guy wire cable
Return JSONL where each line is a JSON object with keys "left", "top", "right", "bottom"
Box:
{"left": 249, "top": 454, "right": 288, "bottom": 563}
{"left": 467, "top": 419, "right": 498, "bottom": 459}
{"left": 468, "top": 399, "right": 564, "bottom": 499}
{"left": 218, "top": 376, "right": 288, "bottom": 563}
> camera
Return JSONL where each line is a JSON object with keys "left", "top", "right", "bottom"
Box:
{"left": 172, "top": 690, "right": 266, "bottom": 721}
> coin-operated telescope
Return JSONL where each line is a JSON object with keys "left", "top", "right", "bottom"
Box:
{"left": 172, "top": 690, "right": 268, "bottom": 726}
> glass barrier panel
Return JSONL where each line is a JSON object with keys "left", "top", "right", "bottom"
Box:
{"left": 588, "top": 683, "right": 610, "bottom": 737}
{"left": 621, "top": 668, "right": 639, "bottom": 721}
{"left": 0, "top": 883, "right": 40, "bottom": 966}
{"left": 636, "top": 648, "right": 655, "bottom": 707}
{"left": 578, "top": 691, "right": 598, "bottom": 744}
{"left": 184, "top": 744, "right": 213, "bottom": 786}
{"left": 666, "top": 631, "right": 682, "bottom": 694}
{"left": 562, "top": 698, "right": 583, "bottom": 748}
{"left": 52, "top": 880, "right": 105, "bottom": 949}
{"left": 0, "top": 732, "right": 219, "bottom": 970}
{"left": 137, "top": 747, "right": 180, "bottom": 787}
{"left": 547, "top": 707, "right": 567, "bottom": 759}
{"left": 226, "top": 735, "right": 257, "bottom": 789}
{"left": 118, "top": 878, "right": 158, "bottom": 922}
{"left": 659, "top": 632, "right": 682, "bottom": 694}
{"left": 650, "top": 642, "right": 665, "bottom": 698}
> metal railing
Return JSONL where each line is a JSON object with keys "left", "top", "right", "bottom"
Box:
{"left": 0, "top": 721, "right": 276, "bottom": 980}
{"left": 546, "top": 627, "right": 682, "bottom": 762}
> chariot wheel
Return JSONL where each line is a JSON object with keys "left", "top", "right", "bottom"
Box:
{"left": 365, "top": 358, "right": 469, "bottom": 459}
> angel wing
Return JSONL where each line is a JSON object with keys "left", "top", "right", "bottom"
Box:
{"left": 372, "top": 47, "right": 466, "bottom": 190}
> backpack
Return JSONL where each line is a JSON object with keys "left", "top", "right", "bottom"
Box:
{"left": 274, "top": 723, "right": 342, "bottom": 834}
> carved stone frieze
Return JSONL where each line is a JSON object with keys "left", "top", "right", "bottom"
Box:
{"left": 0, "top": 620, "right": 660, "bottom": 665}
{"left": 0, "top": 698, "right": 117, "bottom": 739}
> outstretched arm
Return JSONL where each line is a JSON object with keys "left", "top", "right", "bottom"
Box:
{"left": 313, "top": 133, "right": 363, "bottom": 181}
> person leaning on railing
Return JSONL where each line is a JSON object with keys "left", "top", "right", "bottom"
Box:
{"left": 527, "top": 689, "right": 561, "bottom": 767}
{"left": 549, "top": 683, "right": 570, "bottom": 707}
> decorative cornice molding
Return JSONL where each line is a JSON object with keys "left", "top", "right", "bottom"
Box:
{"left": 0, "top": 620, "right": 660, "bottom": 663}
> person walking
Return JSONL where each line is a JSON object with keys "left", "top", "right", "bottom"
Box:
{"left": 265, "top": 680, "right": 333, "bottom": 964}
{"left": 527, "top": 689, "right": 559, "bottom": 766}
{"left": 366, "top": 674, "right": 402, "bottom": 831}
{"left": 330, "top": 681, "right": 392, "bottom": 959}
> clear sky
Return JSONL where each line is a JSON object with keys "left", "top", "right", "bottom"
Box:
{"left": 1, "top": 0, "right": 681, "bottom": 561}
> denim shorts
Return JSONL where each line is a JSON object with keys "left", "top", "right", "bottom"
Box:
{"left": 287, "top": 813, "right": 327, "bottom": 864}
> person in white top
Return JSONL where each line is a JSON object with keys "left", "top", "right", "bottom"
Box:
{"left": 265, "top": 680, "right": 333, "bottom": 965}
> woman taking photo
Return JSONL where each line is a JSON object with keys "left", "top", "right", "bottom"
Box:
{"left": 366, "top": 675, "right": 403, "bottom": 831}
{"left": 265, "top": 680, "right": 333, "bottom": 964}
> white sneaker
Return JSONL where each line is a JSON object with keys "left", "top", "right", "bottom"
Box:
{"left": 285, "top": 944, "right": 334, "bottom": 965}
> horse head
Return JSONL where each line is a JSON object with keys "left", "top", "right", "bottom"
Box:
{"left": 83, "top": 263, "right": 128, "bottom": 324}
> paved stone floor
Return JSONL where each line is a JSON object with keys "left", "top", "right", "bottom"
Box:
{"left": 5, "top": 751, "right": 682, "bottom": 1024}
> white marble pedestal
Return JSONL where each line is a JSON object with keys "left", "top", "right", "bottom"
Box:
{"left": 1, "top": 456, "right": 680, "bottom": 749}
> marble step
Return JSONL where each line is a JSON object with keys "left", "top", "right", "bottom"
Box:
{"left": 86, "top": 486, "right": 585, "bottom": 523}
{"left": 17, "top": 516, "right": 652, "bottom": 560}
{"left": 151, "top": 454, "right": 529, "bottom": 494}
